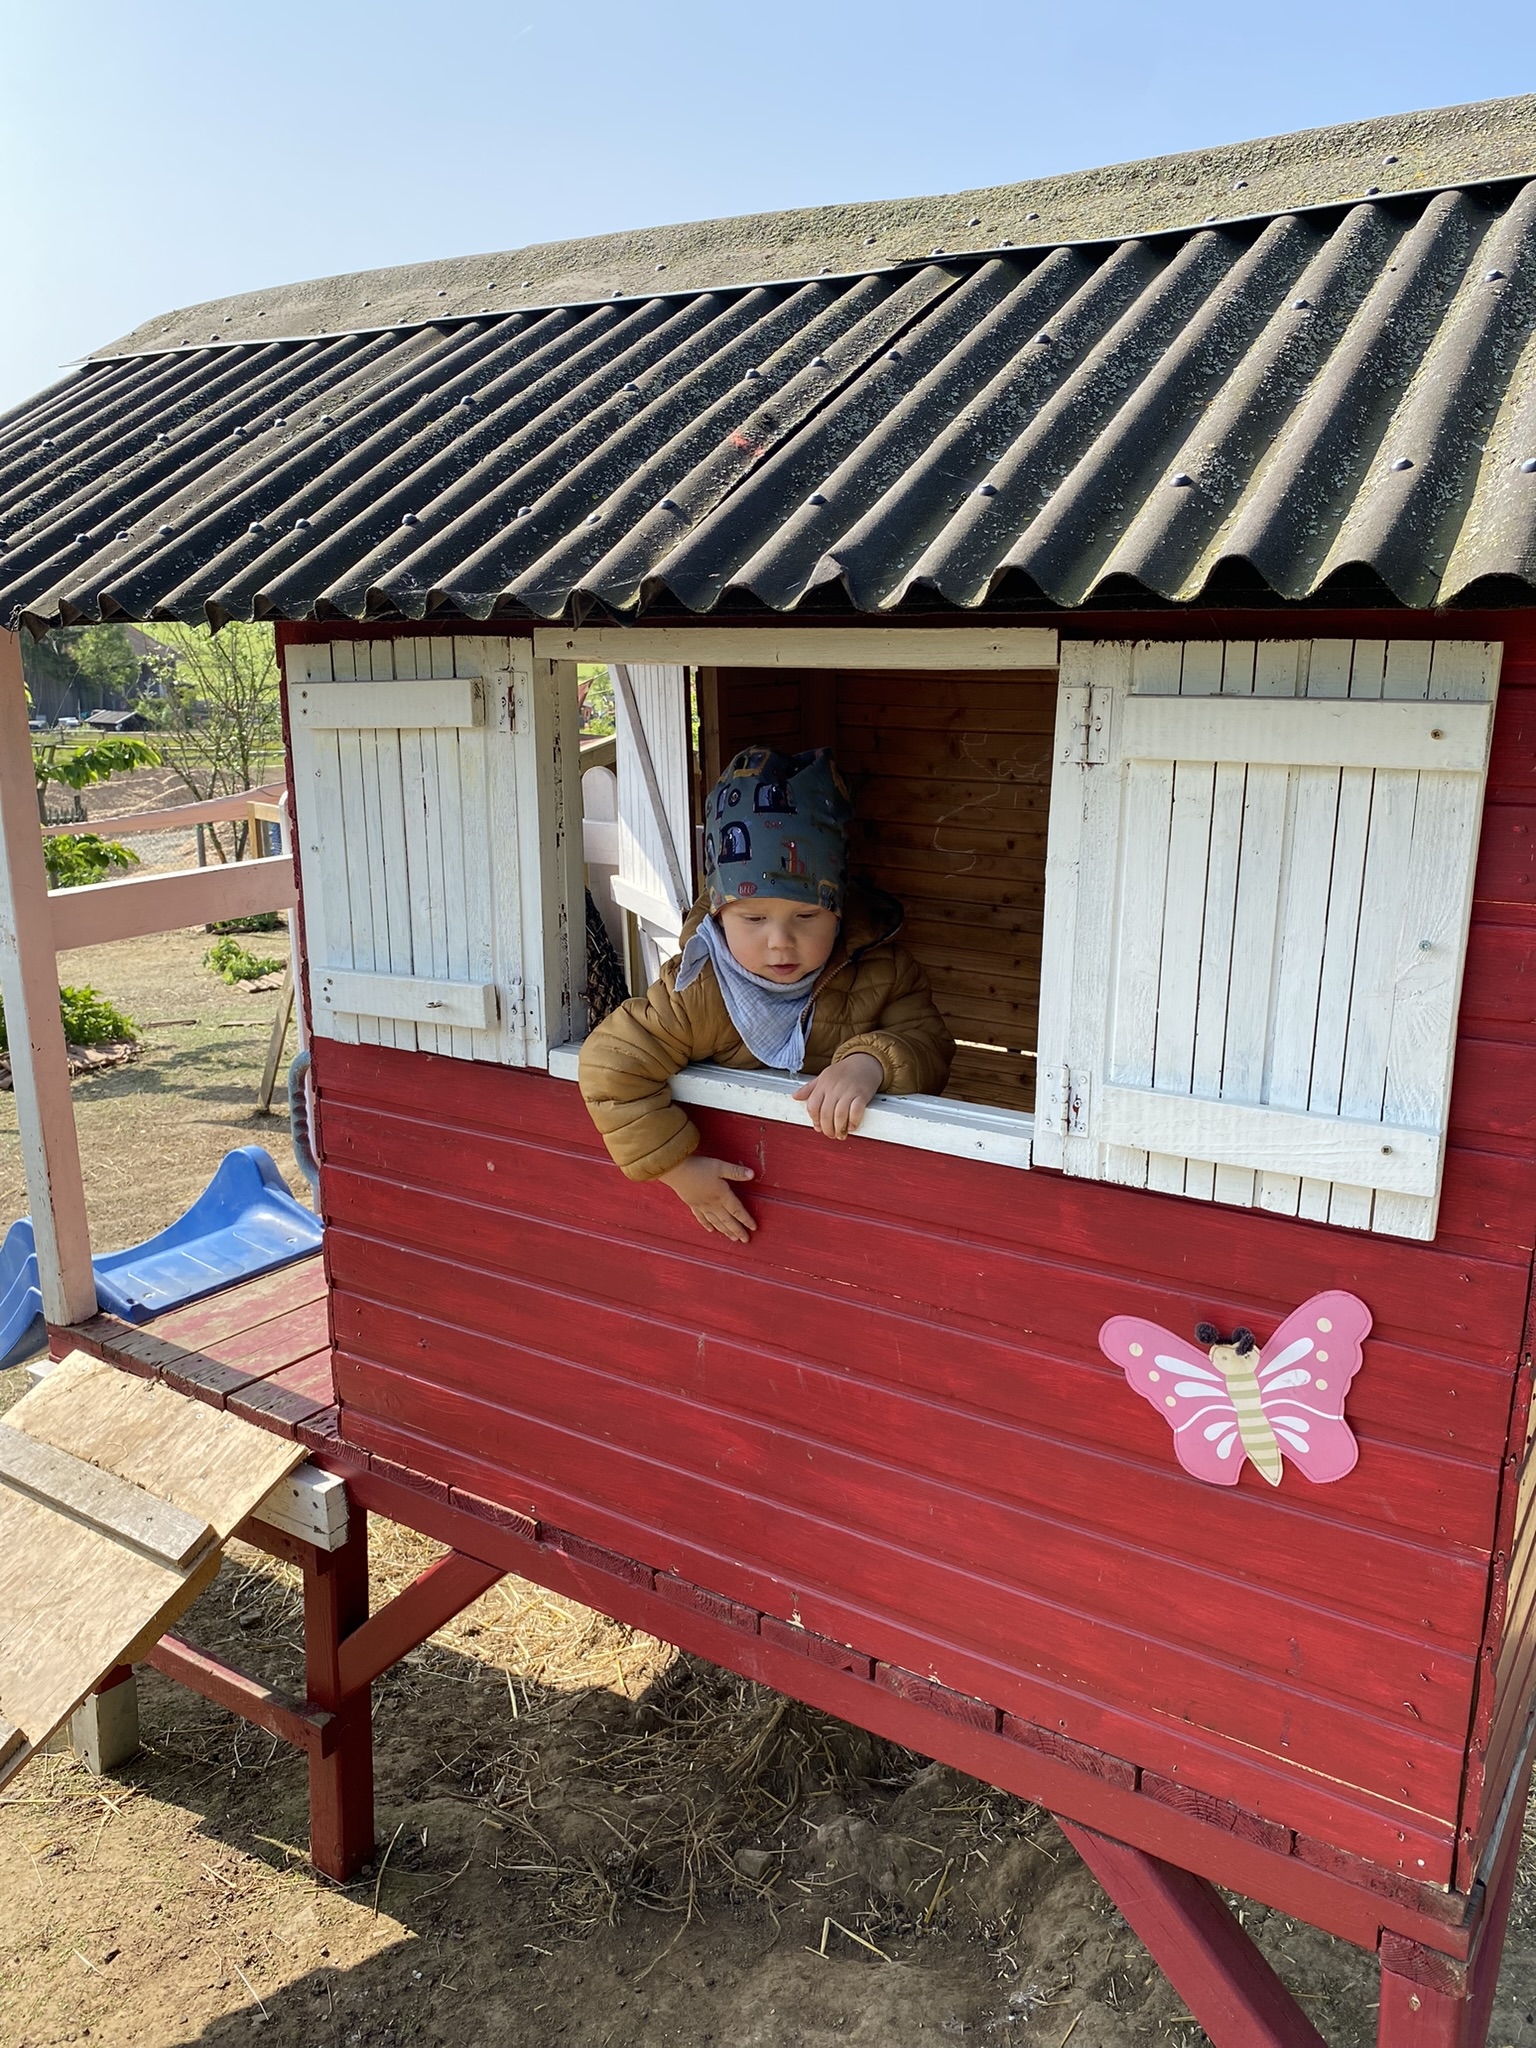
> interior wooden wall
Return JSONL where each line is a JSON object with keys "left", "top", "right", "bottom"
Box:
{"left": 700, "top": 666, "right": 1056, "bottom": 1111}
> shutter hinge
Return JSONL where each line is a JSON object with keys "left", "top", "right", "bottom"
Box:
{"left": 1065, "top": 1067, "right": 1091, "bottom": 1134}
{"left": 1060, "top": 685, "right": 1112, "bottom": 767}
{"left": 495, "top": 670, "right": 521, "bottom": 734}
{"left": 1043, "top": 1065, "right": 1091, "bottom": 1135}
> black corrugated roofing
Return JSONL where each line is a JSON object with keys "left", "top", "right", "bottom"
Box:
{"left": 4, "top": 180, "right": 1536, "bottom": 629}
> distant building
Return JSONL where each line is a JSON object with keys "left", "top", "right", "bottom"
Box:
{"left": 84, "top": 707, "right": 149, "bottom": 733}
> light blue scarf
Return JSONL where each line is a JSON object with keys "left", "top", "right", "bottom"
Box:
{"left": 675, "top": 914, "right": 819, "bottom": 1072}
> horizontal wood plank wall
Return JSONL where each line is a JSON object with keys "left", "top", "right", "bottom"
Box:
{"left": 710, "top": 667, "right": 1055, "bottom": 1114}
{"left": 309, "top": 615, "right": 1536, "bottom": 1898}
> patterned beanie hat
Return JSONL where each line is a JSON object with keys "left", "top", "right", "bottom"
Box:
{"left": 703, "top": 747, "right": 853, "bottom": 914}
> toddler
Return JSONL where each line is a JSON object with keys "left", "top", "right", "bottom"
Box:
{"left": 579, "top": 746, "right": 953, "bottom": 1242}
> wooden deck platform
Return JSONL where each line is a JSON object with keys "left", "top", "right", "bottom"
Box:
{"left": 61, "top": 1255, "right": 338, "bottom": 1447}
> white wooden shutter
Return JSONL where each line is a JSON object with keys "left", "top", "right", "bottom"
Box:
{"left": 284, "top": 635, "right": 582, "bottom": 1065}
{"left": 612, "top": 663, "right": 693, "bottom": 942}
{"left": 1034, "top": 638, "right": 1501, "bottom": 1241}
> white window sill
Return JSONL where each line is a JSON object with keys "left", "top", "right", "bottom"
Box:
{"left": 547, "top": 1043, "right": 1034, "bottom": 1171}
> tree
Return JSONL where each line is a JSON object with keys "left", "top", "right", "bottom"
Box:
{"left": 33, "top": 733, "right": 162, "bottom": 824}
{"left": 138, "top": 623, "right": 282, "bottom": 859}
{"left": 578, "top": 663, "right": 615, "bottom": 736}
{"left": 20, "top": 623, "right": 144, "bottom": 723}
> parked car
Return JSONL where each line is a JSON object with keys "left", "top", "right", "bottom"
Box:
{"left": 27, "top": 717, "right": 46, "bottom": 731}
{"left": 56, "top": 715, "right": 80, "bottom": 729}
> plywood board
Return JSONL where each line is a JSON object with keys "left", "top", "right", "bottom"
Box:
{"left": 0, "top": 1353, "right": 303, "bottom": 1766}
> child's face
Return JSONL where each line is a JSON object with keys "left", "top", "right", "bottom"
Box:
{"left": 719, "top": 897, "right": 840, "bottom": 982}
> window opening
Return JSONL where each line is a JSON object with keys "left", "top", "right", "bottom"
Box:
{"left": 698, "top": 665, "right": 1057, "bottom": 1115}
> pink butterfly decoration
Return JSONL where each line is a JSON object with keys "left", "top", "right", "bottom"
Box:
{"left": 1098, "top": 1291, "right": 1371, "bottom": 1489}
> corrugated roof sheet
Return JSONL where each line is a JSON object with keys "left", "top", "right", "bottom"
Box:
{"left": 4, "top": 181, "right": 1536, "bottom": 628}
{"left": 91, "top": 94, "right": 1536, "bottom": 358}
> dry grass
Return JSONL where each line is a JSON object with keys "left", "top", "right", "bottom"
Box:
{"left": 0, "top": 926, "right": 302, "bottom": 1258}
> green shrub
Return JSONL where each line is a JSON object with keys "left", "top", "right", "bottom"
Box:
{"left": 204, "top": 934, "right": 285, "bottom": 984}
{"left": 42, "top": 832, "right": 139, "bottom": 890}
{"left": 0, "top": 984, "right": 139, "bottom": 1052}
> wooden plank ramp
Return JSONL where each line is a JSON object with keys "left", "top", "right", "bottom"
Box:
{"left": 0, "top": 1351, "right": 304, "bottom": 1785}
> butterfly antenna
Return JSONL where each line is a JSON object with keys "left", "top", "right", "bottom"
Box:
{"left": 1194, "top": 1322, "right": 1220, "bottom": 1346}
{"left": 1232, "top": 1327, "right": 1256, "bottom": 1356}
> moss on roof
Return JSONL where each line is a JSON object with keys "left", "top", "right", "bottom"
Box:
{"left": 95, "top": 92, "right": 1536, "bottom": 359}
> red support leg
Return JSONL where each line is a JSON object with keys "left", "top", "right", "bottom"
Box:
{"left": 1377, "top": 1773, "right": 1530, "bottom": 2048}
{"left": 1059, "top": 1820, "right": 1328, "bottom": 2048}
{"left": 303, "top": 1509, "right": 374, "bottom": 1882}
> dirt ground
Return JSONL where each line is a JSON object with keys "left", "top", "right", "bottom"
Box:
{"left": 0, "top": 927, "right": 303, "bottom": 1257}
{"left": 3, "top": 929, "right": 1536, "bottom": 2047}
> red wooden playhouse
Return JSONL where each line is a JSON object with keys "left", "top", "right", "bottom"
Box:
{"left": 5, "top": 95, "right": 1536, "bottom": 2047}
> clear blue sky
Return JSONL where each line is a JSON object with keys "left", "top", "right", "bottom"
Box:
{"left": 5, "top": 0, "right": 1534, "bottom": 415}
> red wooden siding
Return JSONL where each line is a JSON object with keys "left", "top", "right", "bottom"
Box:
{"left": 297, "top": 611, "right": 1536, "bottom": 1898}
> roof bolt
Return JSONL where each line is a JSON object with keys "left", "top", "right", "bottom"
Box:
{"left": 522, "top": 280, "right": 532, "bottom": 288}
{"left": 484, "top": 282, "right": 496, "bottom": 290}
{"left": 998, "top": 238, "right": 1012, "bottom": 247}
{"left": 248, "top": 521, "right": 265, "bottom": 536}
{"left": 233, "top": 424, "right": 247, "bottom": 437}
{"left": 1366, "top": 186, "right": 1380, "bottom": 196}
{"left": 1234, "top": 179, "right": 1248, "bottom": 190}
{"left": 74, "top": 532, "right": 91, "bottom": 547}
{"left": 806, "top": 494, "right": 827, "bottom": 508}
{"left": 745, "top": 366, "right": 762, "bottom": 379}
{"left": 1390, "top": 456, "right": 1415, "bottom": 471}
{"left": 819, "top": 266, "right": 832, "bottom": 274}
{"left": 975, "top": 483, "right": 998, "bottom": 497}
{"left": 1485, "top": 268, "right": 1506, "bottom": 282}
{"left": 361, "top": 299, "right": 370, "bottom": 307}
{"left": 1035, "top": 331, "right": 1052, "bottom": 344}
{"left": 319, "top": 413, "right": 334, "bottom": 424}
{"left": 1170, "top": 473, "right": 1194, "bottom": 488}
{"left": 459, "top": 395, "right": 476, "bottom": 407}
{"left": 886, "top": 349, "right": 902, "bottom": 361}
{"left": 437, "top": 289, "right": 447, "bottom": 297}
{"left": 1521, "top": 459, "right": 1536, "bottom": 474}
{"left": 931, "top": 247, "right": 945, "bottom": 256}
{"left": 40, "top": 437, "right": 54, "bottom": 448}
{"left": 114, "top": 529, "right": 129, "bottom": 541}
{"left": 401, "top": 512, "right": 420, "bottom": 526}
{"left": 210, "top": 333, "right": 220, "bottom": 340}
{"left": 655, "top": 262, "right": 667, "bottom": 271}
{"left": 155, "top": 433, "right": 168, "bottom": 444}
{"left": 293, "top": 518, "right": 311, "bottom": 530}
{"left": 517, "top": 506, "right": 532, "bottom": 517}
{"left": 1382, "top": 152, "right": 1399, "bottom": 164}
{"left": 1204, "top": 215, "right": 1217, "bottom": 223}
{"left": 1025, "top": 211, "right": 1039, "bottom": 222}
{"left": 811, "top": 356, "right": 829, "bottom": 368}
{"left": 658, "top": 498, "right": 679, "bottom": 513}
{"left": 863, "top": 234, "right": 877, "bottom": 244}
{"left": 586, "top": 512, "right": 602, "bottom": 525}
{"left": 624, "top": 381, "right": 641, "bottom": 393}
{"left": 1292, "top": 297, "right": 1311, "bottom": 310}
{"left": 273, "top": 416, "right": 286, "bottom": 425}
{"left": 159, "top": 524, "right": 174, "bottom": 537}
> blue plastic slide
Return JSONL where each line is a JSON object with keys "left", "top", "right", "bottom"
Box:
{"left": 0, "top": 1146, "right": 322, "bottom": 1371}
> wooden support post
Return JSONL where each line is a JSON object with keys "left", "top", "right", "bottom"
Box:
{"left": 1376, "top": 1771, "right": 1530, "bottom": 2048}
{"left": 257, "top": 965, "right": 295, "bottom": 1114}
{"left": 1059, "top": 1820, "right": 1328, "bottom": 2048}
{"left": 0, "top": 630, "right": 95, "bottom": 1326}
{"left": 303, "top": 1509, "right": 374, "bottom": 1881}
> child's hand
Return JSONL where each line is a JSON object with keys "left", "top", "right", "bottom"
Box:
{"left": 794, "top": 1053, "right": 884, "bottom": 1140}
{"left": 658, "top": 1155, "right": 757, "bottom": 1243}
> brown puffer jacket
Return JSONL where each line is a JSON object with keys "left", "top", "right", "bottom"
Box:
{"left": 579, "top": 884, "right": 954, "bottom": 1180}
